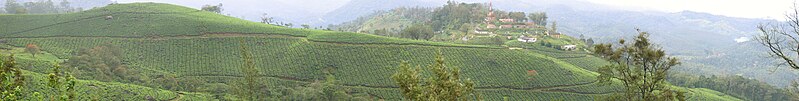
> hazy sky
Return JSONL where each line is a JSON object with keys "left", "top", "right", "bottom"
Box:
{"left": 114, "top": 0, "right": 795, "bottom": 20}
{"left": 587, "top": 0, "right": 795, "bottom": 19}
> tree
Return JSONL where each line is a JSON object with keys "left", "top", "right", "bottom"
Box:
{"left": 593, "top": 29, "right": 685, "bottom": 100}
{"left": 528, "top": 12, "right": 547, "bottom": 26}
{"left": 25, "top": 44, "right": 39, "bottom": 58}
{"left": 756, "top": 3, "right": 799, "bottom": 99}
{"left": 64, "top": 45, "right": 140, "bottom": 83}
{"left": 47, "top": 64, "right": 76, "bottom": 100}
{"left": 550, "top": 21, "right": 558, "bottom": 32}
{"left": 236, "top": 40, "right": 267, "bottom": 101}
{"left": 508, "top": 12, "right": 526, "bottom": 22}
{"left": 586, "top": 38, "right": 595, "bottom": 47}
{"left": 301, "top": 24, "right": 311, "bottom": 29}
{"left": 400, "top": 23, "right": 435, "bottom": 40}
{"left": 201, "top": 3, "right": 223, "bottom": 14}
{"left": 757, "top": 3, "right": 799, "bottom": 70}
{"left": 5, "top": 0, "right": 26, "bottom": 14}
{"left": 0, "top": 55, "right": 24, "bottom": 100}
{"left": 58, "top": 0, "right": 74, "bottom": 13}
{"left": 260, "top": 13, "right": 275, "bottom": 24}
{"left": 391, "top": 51, "right": 477, "bottom": 101}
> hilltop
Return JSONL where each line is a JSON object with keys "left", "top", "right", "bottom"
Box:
{"left": 0, "top": 3, "right": 742, "bottom": 100}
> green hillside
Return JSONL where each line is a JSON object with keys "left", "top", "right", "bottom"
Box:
{"left": 0, "top": 3, "right": 740, "bottom": 100}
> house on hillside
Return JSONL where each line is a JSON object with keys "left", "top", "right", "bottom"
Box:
{"left": 499, "top": 18, "right": 515, "bottom": 23}
{"left": 561, "top": 45, "right": 577, "bottom": 51}
{"left": 550, "top": 32, "right": 561, "bottom": 38}
{"left": 500, "top": 25, "right": 513, "bottom": 29}
{"left": 475, "top": 30, "right": 492, "bottom": 34}
{"left": 487, "top": 24, "right": 497, "bottom": 29}
{"left": 517, "top": 35, "right": 537, "bottom": 43}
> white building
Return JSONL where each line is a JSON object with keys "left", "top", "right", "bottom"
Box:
{"left": 517, "top": 35, "right": 537, "bottom": 43}
{"left": 562, "top": 45, "right": 577, "bottom": 51}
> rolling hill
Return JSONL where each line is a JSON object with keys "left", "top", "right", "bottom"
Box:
{"left": 0, "top": 3, "right": 741, "bottom": 100}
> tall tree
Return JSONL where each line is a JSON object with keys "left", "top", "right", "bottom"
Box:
{"left": 391, "top": 51, "right": 477, "bottom": 101}
{"left": 236, "top": 40, "right": 266, "bottom": 100}
{"left": 593, "top": 29, "right": 685, "bottom": 100}
{"left": 756, "top": 3, "right": 799, "bottom": 99}
{"left": 47, "top": 64, "right": 76, "bottom": 100}
{"left": 508, "top": 12, "right": 526, "bottom": 22}
{"left": 260, "top": 13, "right": 275, "bottom": 24}
{"left": 0, "top": 55, "right": 25, "bottom": 100}
{"left": 550, "top": 21, "right": 558, "bottom": 32}
{"left": 757, "top": 3, "right": 799, "bottom": 70}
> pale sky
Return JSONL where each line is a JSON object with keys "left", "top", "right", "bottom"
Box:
{"left": 587, "top": 0, "right": 796, "bottom": 20}
{"left": 112, "top": 0, "right": 796, "bottom": 21}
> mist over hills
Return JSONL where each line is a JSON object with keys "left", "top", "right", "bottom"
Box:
{"left": 323, "top": 0, "right": 792, "bottom": 87}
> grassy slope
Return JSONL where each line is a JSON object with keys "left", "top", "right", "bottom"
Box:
{"left": 0, "top": 3, "right": 739, "bottom": 101}
{"left": 0, "top": 47, "right": 213, "bottom": 100}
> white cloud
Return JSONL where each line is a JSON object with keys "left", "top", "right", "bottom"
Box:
{"left": 735, "top": 37, "right": 750, "bottom": 43}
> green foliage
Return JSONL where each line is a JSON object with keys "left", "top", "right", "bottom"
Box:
{"left": 4, "top": 0, "right": 26, "bottom": 14}
{"left": 0, "top": 3, "right": 745, "bottom": 101}
{"left": 593, "top": 29, "right": 684, "bottom": 100}
{"left": 668, "top": 73, "right": 793, "bottom": 101}
{"left": 235, "top": 40, "right": 267, "bottom": 101}
{"left": 400, "top": 23, "right": 435, "bottom": 40}
{"left": 431, "top": 1, "right": 485, "bottom": 31}
{"left": 528, "top": 12, "right": 548, "bottom": 26}
{"left": 63, "top": 45, "right": 141, "bottom": 83}
{"left": 200, "top": 3, "right": 223, "bottom": 14}
{"left": 47, "top": 64, "right": 77, "bottom": 100}
{"left": 392, "top": 52, "right": 477, "bottom": 101}
{"left": 0, "top": 55, "right": 25, "bottom": 100}
{"left": 508, "top": 12, "right": 527, "bottom": 22}
{"left": 25, "top": 44, "right": 39, "bottom": 58}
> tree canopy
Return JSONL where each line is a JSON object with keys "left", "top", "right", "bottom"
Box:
{"left": 593, "top": 29, "right": 685, "bottom": 100}
{"left": 392, "top": 51, "right": 477, "bottom": 101}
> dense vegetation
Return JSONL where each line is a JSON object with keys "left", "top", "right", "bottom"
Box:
{"left": 0, "top": 2, "right": 749, "bottom": 100}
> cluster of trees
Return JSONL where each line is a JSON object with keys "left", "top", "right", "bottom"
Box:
{"left": 3, "top": 0, "right": 82, "bottom": 14}
{"left": 200, "top": 3, "right": 223, "bottom": 14}
{"left": 0, "top": 55, "right": 25, "bottom": 100}
{"left": 0, "top": 55, "right": 77, "bottom": 100}
{"left": 63, "top": 45, "right": 142, "bottom": 83}
{"left": 593, "top": 29, "right": 685, "bottom": 100}
{"left": 668, "top": 73, "right": 792, "bottom": 101}
{"left": 430, "top": 1, "right": 485, "bottom": 31}
{"left": 579, "top": 34, "right": 595, "bottom": 47}
{"left": 528, "top": 12, "right": 548, "bottom": 26}
{"left": 392, "top": 51, "right": 478, "bottom": 100}
{"left": 399, "top": 24, "right": 435, "bottom": 40}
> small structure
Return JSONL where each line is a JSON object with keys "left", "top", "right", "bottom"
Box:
{"left": 486, "top": 24, "right": 497, "bottom": 29}
{"left": 499, "top": 19, "right": 515, "bottom": 23}
{"left": 550, "top": 32, "right": 561, "bottom": 38}
{"left": 474, "top": 30, "right": 492, "bottom": 34}
{"left": 105, "top": 16, "right": 113, "bottom": 20}
{"left": 499, "top": 25, "right": 513, "bottom": 29}
{"left": 561, "top": 45, "right": 577, "bottom": 51}
{"left": 517, "top": 35, "right": 537, "bottom": 43}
